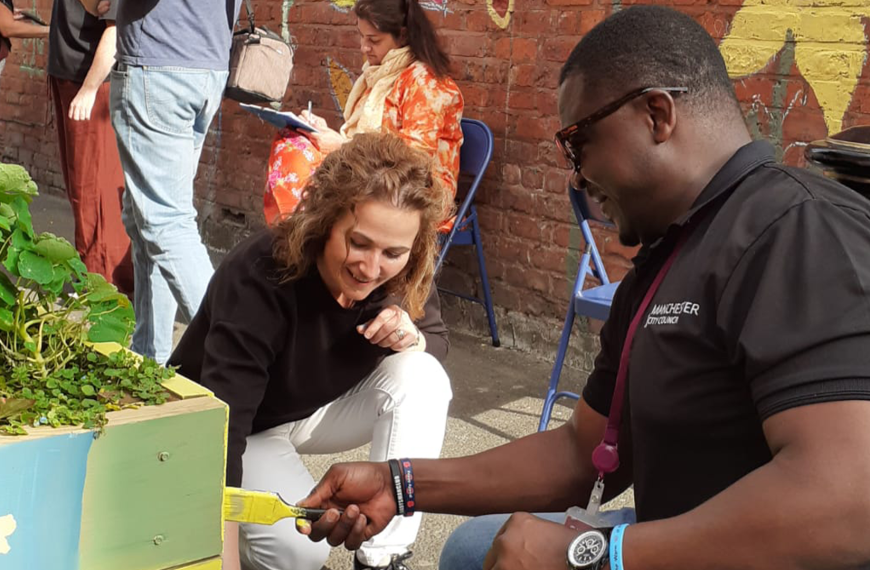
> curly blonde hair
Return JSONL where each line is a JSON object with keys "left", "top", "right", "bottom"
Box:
{"left": 272, "top": 132, "right": 448, "bottom": 320}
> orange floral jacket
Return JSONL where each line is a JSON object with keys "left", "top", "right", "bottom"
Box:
{"left": 382, "top": 61, "right": 464, "bottom": 202}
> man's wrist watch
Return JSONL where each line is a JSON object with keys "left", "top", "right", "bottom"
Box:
{"left": 566, "top": 528, "right": 610, "bottom": 569}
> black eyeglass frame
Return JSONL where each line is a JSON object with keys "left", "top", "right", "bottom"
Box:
{"left": 554, "top": 86, "right": 689, "bottom": 172}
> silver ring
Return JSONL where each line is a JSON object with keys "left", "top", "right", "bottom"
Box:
{"left": 396, "top": 329, "right": 406, "bottom": 341}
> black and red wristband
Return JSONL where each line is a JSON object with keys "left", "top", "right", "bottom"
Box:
{"left": 399, "top": 458, "right": 416, "bottom": 516}
{"left": 388, "top": 458, "right": 416, "bottom": 517}
{"left": 388, "top": 459, "right": 406, "bottom": 517}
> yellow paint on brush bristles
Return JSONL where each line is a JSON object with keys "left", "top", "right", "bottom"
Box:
{"left": 223, "top": 488, "right": 331, "bottom": 525}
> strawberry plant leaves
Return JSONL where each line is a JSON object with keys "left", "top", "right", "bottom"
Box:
{"left": 10, "top": 196, "right": 33, "bottom": 237}
{"left": 3, "top": 246, "right": 20, "bottom": 274}
{"left": 17, "top": 251, "right": 54, "bottom": 284}
{"left": 0, "top": 272, "right": 17, "bottom": 306}
{"left": 87, "top": 313, "right": 133, "bottom": 344}
{"left": 0, "top": 308, "right": 14, "bottom": 332}
{"left": 34, "top": 234, "right": 77, "bottom": 262}
{"left": 0, "top": 398, "right": 34, "bottom": 420}
{"left": 0, "top": 163, "right": 172, "bottom": 436}
{"left": 0, "top": 164, "right": 37, "bottom": 202}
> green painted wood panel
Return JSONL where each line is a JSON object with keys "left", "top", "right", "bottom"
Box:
{"left": 78, "top": 398, "right": 227, "bottom": 570}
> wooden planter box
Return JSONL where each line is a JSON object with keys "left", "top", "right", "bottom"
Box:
{"left": 0, "top": 343, "right": 228, "bottom": 570}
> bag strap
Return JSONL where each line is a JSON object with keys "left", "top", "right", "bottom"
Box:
{"left": 242, "top": 0, "right": 256, "bottom": 31}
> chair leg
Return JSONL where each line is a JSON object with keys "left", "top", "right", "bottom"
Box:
{"left": 472, "top": 213, "right": 499, "bottom": 347}
{"left": 538, "top": 259, "right": 587, "bottom": 432}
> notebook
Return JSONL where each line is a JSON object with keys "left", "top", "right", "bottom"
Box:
{"left": 240, "top": 104, "right": 319, "bottom": 133}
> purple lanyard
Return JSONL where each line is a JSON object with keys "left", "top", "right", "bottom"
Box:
{"left": 591, "top": 227, "right": 691, "bottom": 477}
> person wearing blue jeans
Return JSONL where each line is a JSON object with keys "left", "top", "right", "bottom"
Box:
{"left": 439, "top": 509, "right": 635, "bottom": 570}
{"left": 108, "top": 0, "right": 242, "bottom": 363}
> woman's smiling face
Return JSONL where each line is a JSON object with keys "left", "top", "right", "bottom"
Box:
{"left": 317, "top": 199, "right": 421, "bottom": 307}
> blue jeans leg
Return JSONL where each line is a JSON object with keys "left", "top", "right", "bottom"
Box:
{"left": 110, "top": 64, "right": 226, "bottom": 363}
{"left": 439, "top": 513, "right": 564, "bottom": 570}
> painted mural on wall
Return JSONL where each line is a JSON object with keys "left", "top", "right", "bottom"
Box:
{"left": 0, "top": 513, "right": 16, "bottom": 555}
{"left": 487, "top": 0, "right": 514, "bottom": 29}
{"left": 327, "top": 57, "right": 354, "bottom": 112}
{"left": 719, "top": 0, "right": 870, "bottom": 136}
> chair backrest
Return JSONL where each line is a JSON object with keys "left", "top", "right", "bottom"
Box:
{"left": 459, "top": 118, "right": 494, "bottom": 179}
{"left": 569, "top": 184, "right": 612, "bottom": 285}
{"left": 447, "top": 118, "right": 493, "bottom": 237}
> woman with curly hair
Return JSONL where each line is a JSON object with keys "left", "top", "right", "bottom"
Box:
{"left": 171, "top": 133, "right": 453, "bottom": 570}
{"left": 263, "top": 0, "right": 463, "bottom": 228}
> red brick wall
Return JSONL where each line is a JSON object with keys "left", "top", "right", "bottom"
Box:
{"left": 1, "top": 0, "right": 869, "bottom": 350}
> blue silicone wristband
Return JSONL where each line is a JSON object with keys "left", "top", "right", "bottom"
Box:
{"left": 610, "top": 524, "right": 629, "bottom": 570}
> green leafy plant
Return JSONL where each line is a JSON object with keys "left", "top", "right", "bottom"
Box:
{"left": 0, "top": 163, "right": 171, "bottom": 435}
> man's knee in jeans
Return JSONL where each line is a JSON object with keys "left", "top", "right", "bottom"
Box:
{"left": 439, "top": 514, "right": 510, "bottom": 570}
{"left": 240, "top": 519, "right": 331, "bottom": 570}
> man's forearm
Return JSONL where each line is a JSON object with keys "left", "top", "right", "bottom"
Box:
{"left": 80, "top": 24, "right": 115, "bottom": 90}
{"left": 413, "top": 424, "right": 598, "bottom": 516}
{"left": 622, "top": 440, "right": 870, "bottom": 568}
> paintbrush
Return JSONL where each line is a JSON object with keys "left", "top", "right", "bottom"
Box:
{"left": 223, "top": 487, "right": 339, "bottom": 525}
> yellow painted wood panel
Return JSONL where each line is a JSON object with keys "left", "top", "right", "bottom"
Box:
{"left": 165, "top": 555, "right": 222, "bottom": 570}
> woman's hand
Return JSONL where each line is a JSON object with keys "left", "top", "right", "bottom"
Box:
{"left": 299, "top": 110, "right": 346, "bottom": 153}
{"left": 358, "top": 305, "right": 425, "bottom": 352}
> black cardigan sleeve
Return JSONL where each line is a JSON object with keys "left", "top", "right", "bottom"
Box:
{"left": 187, "top": 256, "right": 289, "bottom": 487}
{"left": 417, "top": 285, "right": 449, "bottom": 362}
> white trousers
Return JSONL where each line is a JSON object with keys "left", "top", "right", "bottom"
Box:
{"left": 239, "top": 351, "right": 453, "bottom": 570}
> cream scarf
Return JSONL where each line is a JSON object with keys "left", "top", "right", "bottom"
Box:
{"left": 340, "top": 46, "right": 415, "bottom": 138}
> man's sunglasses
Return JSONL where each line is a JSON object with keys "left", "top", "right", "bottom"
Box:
{"left": 554, "top": 86, "right": 689, "bottom": 172}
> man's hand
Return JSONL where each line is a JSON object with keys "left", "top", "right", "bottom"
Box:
{"left": 97, "top": 1, "right": 111, "bottom": 16}
{"left": 483, "top": 513, "right": 583, "bottom": 570}
{"left": 358, "top": 305, "right": 423, "bottom": 352}
{"left": 296, "top": 461, "right": 398, "bottom": 550}
{"left": 69, "top": 86, "right": 98, "bottom": 121}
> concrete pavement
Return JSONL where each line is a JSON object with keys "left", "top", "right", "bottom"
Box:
{"left": 30, "top": 191, "right": 631, "bottom": 570}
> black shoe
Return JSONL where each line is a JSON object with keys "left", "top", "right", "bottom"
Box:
{"left": 352, "top": 551, "right": 414, "bottom": 570}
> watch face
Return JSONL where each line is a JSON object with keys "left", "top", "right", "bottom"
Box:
{"left": 568, "top": 530, "right": 606, "bottom": 568}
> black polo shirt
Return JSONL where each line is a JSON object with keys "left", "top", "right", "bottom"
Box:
{"left": 583, "top": 141, "right": 870, "bottom": 522}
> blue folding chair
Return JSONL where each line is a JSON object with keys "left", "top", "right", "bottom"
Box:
{"left": 436, "top": 118, "right": 500, "bottom": 347}
{"left": 538, "top": 185, "right": 621, "bottom": 431}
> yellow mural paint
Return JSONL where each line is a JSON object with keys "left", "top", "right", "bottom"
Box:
{"left": 0, "top": 514, "right": 16, "bottom": 555}
{"left": 332, "top": 0, "right": 355, "bottom": 9}
{"left": 328, "top": 57, "right": 354, "bottom": 112}
{"left": 719, "top": 0, "right": 870, "bottom": 134}
{"left": 487, "top": 0, "right": 515, "bottom": 29}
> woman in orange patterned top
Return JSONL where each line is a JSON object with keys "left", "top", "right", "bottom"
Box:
{"left": 264, "top": 0, "right": 464, "bottom": 226}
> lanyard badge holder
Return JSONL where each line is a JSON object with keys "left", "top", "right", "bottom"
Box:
{"left": 567, "top": 226, "right": 693, "bottom": 528}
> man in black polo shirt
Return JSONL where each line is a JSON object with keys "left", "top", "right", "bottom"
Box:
{"left": 290, "top": 6, "right": 870, "bottom": 570}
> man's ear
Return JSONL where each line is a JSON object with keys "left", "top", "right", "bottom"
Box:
{"left": 646, "top": 91, "right": 678, "bottom": 144}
